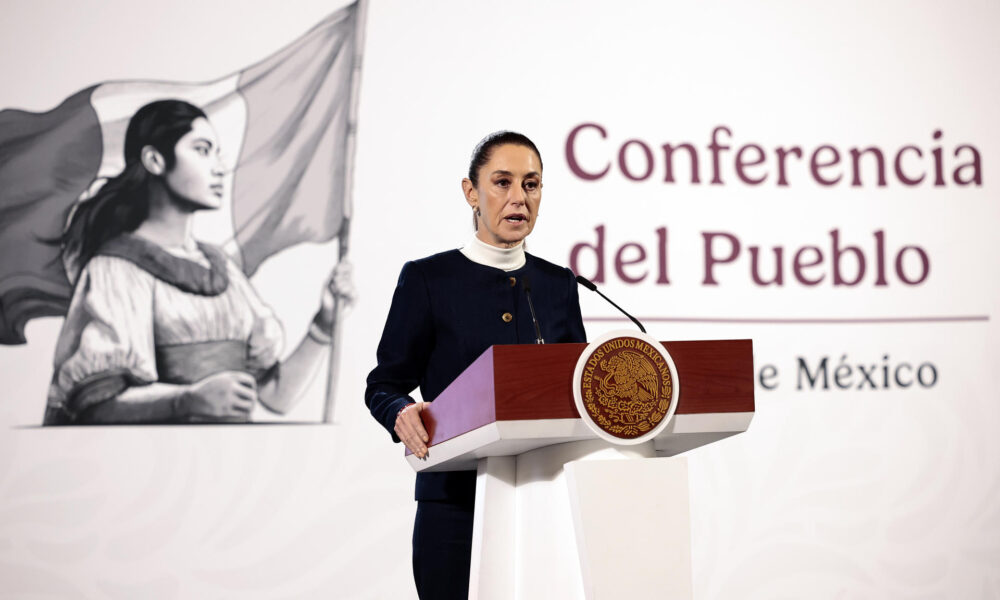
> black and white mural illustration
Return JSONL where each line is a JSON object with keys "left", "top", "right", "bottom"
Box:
{"left": 0, "top": 3, "right": 364, "bottom": 425}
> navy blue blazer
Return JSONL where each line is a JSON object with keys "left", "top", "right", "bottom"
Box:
{"left": 366, "top": 249, "right": 587, "bottom": 504}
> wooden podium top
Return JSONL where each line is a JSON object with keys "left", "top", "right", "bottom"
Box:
{"left": 415, "top": 339, "right": 754, "bottom": 457}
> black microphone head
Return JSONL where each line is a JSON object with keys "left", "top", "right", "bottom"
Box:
{"left": 521, "top": 275, "right": 532, "bottom": 292}
{"left": 575, "top": 274, "right": 597, "bottom": 291}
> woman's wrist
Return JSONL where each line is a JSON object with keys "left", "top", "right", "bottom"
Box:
{"left": 308, "top": 310, "right": 335, "bottom": 344}
{"left": 396, "top": 401, "right": 416, "bottom": 421}
{"left": 307, "top": 319, "right": 333, "bottom": 344}
{"left": 172, "top": 387, "right": 193, "bottom": 419}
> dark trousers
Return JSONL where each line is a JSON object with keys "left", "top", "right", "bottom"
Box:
{"left": 412, "top": 500, "right": 474, "bottom": 599}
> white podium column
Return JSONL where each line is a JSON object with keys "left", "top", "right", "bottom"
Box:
{"left": 469, "top": 440, "right": 692, "bottom": 600}
{"left": 469, "top": 455, "right": 516, "bottom": 598}
{"left": 566, "top": 455, "right": 693, "bottom": 599}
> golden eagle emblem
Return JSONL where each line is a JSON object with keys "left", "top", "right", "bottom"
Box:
{"left": 597, "top": 350, "right": 662, "bottom": 423}
{"left": 578, "top": 336, "right": 673, "bottom": 440}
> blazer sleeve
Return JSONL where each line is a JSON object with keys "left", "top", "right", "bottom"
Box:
{"left": 365, "top": 261, "right": 435, "bottom": 442}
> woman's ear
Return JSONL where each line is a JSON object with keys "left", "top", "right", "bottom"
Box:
{"left": 140, "top": 145, "right": 166, "bottom": 176}
{"left": 461, "top": 178, "right": 477, "bottom": 209}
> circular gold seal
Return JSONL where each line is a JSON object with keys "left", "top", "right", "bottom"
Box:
{"left": 572, "top": 330, "right": 679, "bottom": 444}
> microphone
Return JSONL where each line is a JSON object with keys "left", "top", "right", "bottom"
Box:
{"left": 574, "top": 275, "right": 647, "bottom": 334}
{"left": 521, "top": 276, "right": 545, "bottom": 344}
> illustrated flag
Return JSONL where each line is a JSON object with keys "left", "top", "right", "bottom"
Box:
{"left": 0, "top": 2, "right": 360, "bottom": 345}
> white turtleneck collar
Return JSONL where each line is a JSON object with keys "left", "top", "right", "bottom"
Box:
{"left": 460, "top": 235, "right": 526, "bottom": 271}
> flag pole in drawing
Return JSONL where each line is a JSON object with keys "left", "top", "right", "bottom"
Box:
{"left": 0, "top": 0, "right": 361, "bottom": 362}
{"left": 323, "top": 0, "right": 367, "bottom": 424}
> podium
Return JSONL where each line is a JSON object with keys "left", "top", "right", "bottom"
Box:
{"left": 407, "top": 339, "right": 754, "bottom": 599}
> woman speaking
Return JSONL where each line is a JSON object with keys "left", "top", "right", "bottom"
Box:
{"left": 365, "top": 131, "right": 586, "bottom": 598}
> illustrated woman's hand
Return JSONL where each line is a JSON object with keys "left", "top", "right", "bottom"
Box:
{"left": 183, "top": 371, "right": 257, "bottom": 421}
{"left": 319, "top": 259, "right": 356, "bottom": 320}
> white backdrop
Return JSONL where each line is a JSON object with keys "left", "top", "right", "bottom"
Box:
{"left": 1, "top": 1, "right": 998, "bottom": 597}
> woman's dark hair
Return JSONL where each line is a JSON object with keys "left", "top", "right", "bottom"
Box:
{"left": 61, "top": 99, "right": 206, "bottom": 271}
{"left": 467, "top": 131, "right": 543, "bottom": 187}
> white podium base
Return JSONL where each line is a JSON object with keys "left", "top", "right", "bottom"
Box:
{"left": 469, "top": 440, "right": 693, "bottom": 600}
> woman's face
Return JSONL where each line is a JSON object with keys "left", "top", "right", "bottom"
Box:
{"left": 464, "top": 144, "right": 542, "bottom": 248}
{"left": 164, "top": 117, "right": 225, "bottom": 210}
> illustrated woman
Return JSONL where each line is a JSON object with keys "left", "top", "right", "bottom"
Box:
{"left": 45, "top": 99, "right": 350, "bottom": 424}
{"left": 365, "top": 131, "right": 586, "bottom": 598}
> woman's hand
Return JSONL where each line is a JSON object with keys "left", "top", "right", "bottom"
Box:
{"left": 395, "top": 403, "right": 430, "bottom": 459}
{"left": 318, "top": 259, "right": 356, "bottom": 323}
{"left": 181, "top": 370, "right": 257, "bottom": 421}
